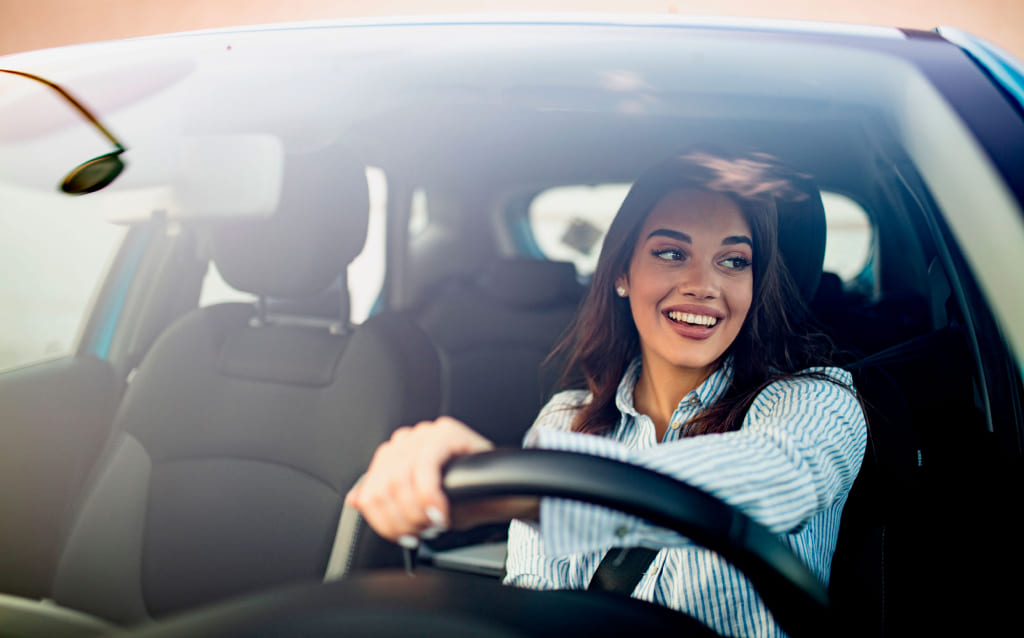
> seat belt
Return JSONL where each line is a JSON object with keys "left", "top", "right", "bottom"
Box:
{"left": 842, "top": 326, "right": 961, "bottom": 371}
{"left": 587, "top": 546, "right": 659, "bottom": 594}
{"left": 324, "top": 475, "right": 365, "bottom": 582}
{"left": 323, "top": 501, "right": 363, "bottom": 582}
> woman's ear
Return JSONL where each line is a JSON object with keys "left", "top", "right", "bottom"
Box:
{"left": 615, "top": 276, "right": 629, "bottom": 298}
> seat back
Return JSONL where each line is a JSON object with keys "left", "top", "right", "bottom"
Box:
{"left": 51, "top": 146, "right": 441, "bottom": 622}
{"left": 827, "top": 322, "right": 996, "bottom": 636}
{"left": 414, "top": 258, "right": 584, "bottom": 447}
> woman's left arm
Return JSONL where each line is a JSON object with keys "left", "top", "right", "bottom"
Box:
{"left": 534, "top": 369, "right": 867, "bottom": 556}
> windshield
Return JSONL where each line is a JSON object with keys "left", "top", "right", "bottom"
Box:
{"left": 1, "top": 22, "right": 1022, "bottom": 363}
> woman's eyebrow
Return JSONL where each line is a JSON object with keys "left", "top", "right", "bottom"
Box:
{"left": 647, "top": 229, "right": 691, "bottom": 242}
{"left": 646, "top": 229, "right": 752, "bottom": 248}
{"left": 722, "top": 235, "right": 753, "bottom": 247}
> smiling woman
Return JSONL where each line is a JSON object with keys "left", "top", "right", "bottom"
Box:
{"left": 348, "top": 149, "right": 867, "bottom": 637}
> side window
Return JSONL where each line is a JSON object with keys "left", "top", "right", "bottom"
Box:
{"left": 523, "top": 184, "right": 873, "bottom": 284}
{"left": 821, "top": 192, "right": 872, "bottom": 282}
{"left": 197, "top": 262, "right": 256, "bottom": 307}
{"left": 526, "top": 184, "right": 630, "bottom": 276}
{"left": 0, "top": 183, "right": 127, "bottom": 372}
{"left": 348, "top": 166, "right": 387, "bottom": 322}
{"left": 198, "top": 166, "right": 387, "bottom": 324}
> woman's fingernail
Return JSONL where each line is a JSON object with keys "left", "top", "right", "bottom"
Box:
{"left": 398, "top": 535, "right": 419, "bottom": 550}
{"left": 420, "top": 525, "right": 445, "bottom": 540}
{"left": 425, "top": 506, "right": 447, "bottom": 528}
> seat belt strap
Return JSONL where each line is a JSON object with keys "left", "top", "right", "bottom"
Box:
{"left": 587, "top": 546, "right": 659, "bottom": 595}
{"left": 324, "top": 477, "right": 365, "bottom": 582}
{"left": 844, "top": 326, "right": 960, "bottom": 370}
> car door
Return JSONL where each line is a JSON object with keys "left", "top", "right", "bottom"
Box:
{"left": 0, "top": 201, "right": 213, "bottom": 598}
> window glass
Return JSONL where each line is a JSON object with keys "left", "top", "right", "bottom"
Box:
{"left": 820, "top": 192, "right": 872, "bottom": 281}
{"left": 525, "top": 185, "right": 873, "bottom": 283}
{"left": 527, "top": 184, "right": 629, "bottom": 276}
{"left": 348, "top": 166, "right": 387, "bottom": 322}
{"left": 0, "top": 182, "right": 126, "bottom": 372}
{"left": 198, "top": 262, "right": 256, "bottom": 307}
{"left": 409, "top": 188, "right": 429, "bottom": 237}
{"left": 198, "top": 166, "right": 387, "bottom": 324}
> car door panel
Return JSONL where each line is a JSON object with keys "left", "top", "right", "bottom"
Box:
{"left": 0, "top": 355, "right": 122, "bottom": 598}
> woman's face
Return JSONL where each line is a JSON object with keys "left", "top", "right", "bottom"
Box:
{"left": 616, "top": 189, "right": 754, "bottom": 381}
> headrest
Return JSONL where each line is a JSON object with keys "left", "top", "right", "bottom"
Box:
{"left": 212, "top": 145, "right": 369, "bottom": 299}
{"left": 775, "top": 174, "right": 827, "bottom": 302}
{"left": 475, "top": 259, "right": 582, "bottom": 309}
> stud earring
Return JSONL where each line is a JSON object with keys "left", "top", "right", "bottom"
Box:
{"left": 616, "top": 286, "right": 627, "bottom": 297}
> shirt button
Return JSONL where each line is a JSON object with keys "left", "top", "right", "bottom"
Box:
{"left": 615, "top": 525, "right": 629, "bottom": 538}
{"left": 670, "top": 421, "right": 681, "bottom": 430}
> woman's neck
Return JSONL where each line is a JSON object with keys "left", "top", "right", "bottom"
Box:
{"left": 633, "top": 357, "right": 714, "bottom": 441}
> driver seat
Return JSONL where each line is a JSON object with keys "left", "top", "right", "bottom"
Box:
{"left": 49, "top": 145, "right": 441, "bottom": 623}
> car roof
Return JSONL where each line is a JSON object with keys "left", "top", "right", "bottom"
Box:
{"left": 32, "top": 13, "right": 910, "bottom": 47}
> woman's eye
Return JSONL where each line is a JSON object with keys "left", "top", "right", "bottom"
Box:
{"left": 720, "top": 256, "right": 752, "bottom": 271}
{"left": 652, "top": 248, "right": 684, "bottom": 261}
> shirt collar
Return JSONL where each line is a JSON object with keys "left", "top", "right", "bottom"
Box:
{"left": 615, "top": 356, "right": 734, "bottom": 417}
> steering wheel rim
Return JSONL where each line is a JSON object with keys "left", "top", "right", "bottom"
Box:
{"left": 443, "top": 449, "right": 833, "bottom": 638}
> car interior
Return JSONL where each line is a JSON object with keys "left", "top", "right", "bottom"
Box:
{"left": 1, "top": 23, "right": 1022, "bottom": 638}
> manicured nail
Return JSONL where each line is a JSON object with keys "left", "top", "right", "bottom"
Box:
{"left": 425, "top": 506, "right": 447, "bottom": 529}
{"left": 398, "top": 535, "right": 419, "bottom": 550}
{"left": 420, "top": 525, "right": 445, "bottom": 540}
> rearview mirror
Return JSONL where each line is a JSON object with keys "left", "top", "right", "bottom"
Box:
{"left": 61, "top": 151, "right": 125, "bottom": 194}
{"left": 1, "top": 68, "right": 127, "bottom": 195}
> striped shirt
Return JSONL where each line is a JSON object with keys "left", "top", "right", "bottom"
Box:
{"left": 503, "top": 357, "right": 866, "bottom": 638}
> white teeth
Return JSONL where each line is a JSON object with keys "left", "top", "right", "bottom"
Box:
{"left": 668, "top": 311, "right": 718, "bottom": 327}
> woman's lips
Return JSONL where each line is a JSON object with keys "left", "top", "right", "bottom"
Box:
{"left": 663, "top": 306, "right": 723, "bottom": 341}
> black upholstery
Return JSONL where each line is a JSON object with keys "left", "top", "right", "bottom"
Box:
{"left": 212, "top": 147, "right": 369, "bottom": 301}
{"left": 827, "top": 323, "right": 995, "bottom": 636}
{"left": 414, "top": 258, "right": 584, "bottom": 448}
{"left": 812, "top": 245, "right": 993, "bottom": 634}
{"left": 775, "top": 174, "right": 827, "bottom": 303}
{"left": 51, "top": 146, "right": 441, "bottom": 622}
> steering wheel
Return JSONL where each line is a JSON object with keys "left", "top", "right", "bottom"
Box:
{"left": 446, "top": 449, "right": 831, "bottom": 635}
{"left": 116, "top": 450, "right": 833, "bottom": 638}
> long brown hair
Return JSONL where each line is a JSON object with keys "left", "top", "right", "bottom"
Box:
{"left": 554, "top": 150, "right": 839, "bottom": 436}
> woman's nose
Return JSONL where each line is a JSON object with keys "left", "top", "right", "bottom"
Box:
{"left": 678, "top": 262, "right": 718, "bottom": 299}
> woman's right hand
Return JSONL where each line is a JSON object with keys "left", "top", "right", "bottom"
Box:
{"left": 345, "top": 416, "right": 496, "bottom": 545}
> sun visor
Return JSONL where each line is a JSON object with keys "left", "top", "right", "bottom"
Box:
{"left": 93, "top": 134, "right": 285, "bottom": 223}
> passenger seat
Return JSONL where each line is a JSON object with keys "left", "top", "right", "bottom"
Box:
{"left": 50, "top": 146, "right": 440, "bottom": 623}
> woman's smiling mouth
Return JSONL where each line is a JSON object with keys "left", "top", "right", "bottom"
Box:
{"left": 666, "top": 311, "right": 719, "bottom": 328}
